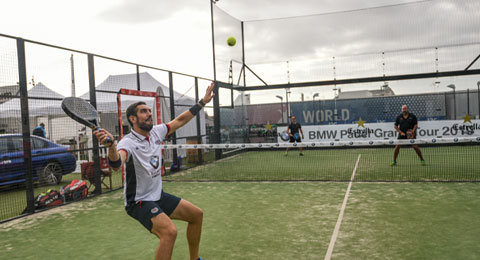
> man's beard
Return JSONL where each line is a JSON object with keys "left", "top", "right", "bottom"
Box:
{"left": 138, "top": 119, "right": 153, "bottom": 132}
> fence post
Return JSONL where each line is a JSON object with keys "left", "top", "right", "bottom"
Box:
{"left": 136, "top": 65, "right": 141, "bottom": 91}
{"left": 88, "top": 54, "right": 102, "bottom": 194}
{"left": 213, "top": 81, "right": 221, "bottom": 159}
{"left": 17, "top": 38, "right": 35, "bottom": 213}
{"left": 195, "top": 77, "right": 203, "bottom": 164}
{"left": 168, "top": 72, "right": 179, "bottom": 169}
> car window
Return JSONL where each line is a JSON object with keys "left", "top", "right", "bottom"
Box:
{"left": 32, "top": 137, "right": 49, "bottom": 149}
{"left": 0, "top": 138, "right": 8, "bottom": 153}
{"left": 10, "top": 137, "right": 23, "bottom": 152}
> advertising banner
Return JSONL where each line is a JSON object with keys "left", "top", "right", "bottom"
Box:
{"left": 277, "top": 119, "right": 480, "bottom": 142}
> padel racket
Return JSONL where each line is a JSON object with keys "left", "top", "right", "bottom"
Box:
{"left": 406, "top": 130, "right": 414, "bottom": 139}
{"left": 61, "top": 97, "right": 113, "bottom": 144}
{"left": 294, "top": 133, "right": 300, "bottom": 140}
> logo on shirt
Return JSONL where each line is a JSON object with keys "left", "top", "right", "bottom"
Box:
{"left": 150, "top": 155, "right": 160, "bottom": 169}
{"left": 155, "top": 140, "right": 161, "bottom": 145}
{"left": 151, "top": 207, "right": 159, "bottom": 214}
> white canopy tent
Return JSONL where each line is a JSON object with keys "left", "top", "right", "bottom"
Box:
{"left": 0, "top": 73, "right": 207, "bottom": 152}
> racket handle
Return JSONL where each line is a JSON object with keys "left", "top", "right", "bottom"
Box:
{"left": 95, "top": 127, "right": 113, "bottom": 145}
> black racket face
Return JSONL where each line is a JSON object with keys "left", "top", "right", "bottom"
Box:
{"left": 61, "top": 97, "right": 98, "bottom": 127}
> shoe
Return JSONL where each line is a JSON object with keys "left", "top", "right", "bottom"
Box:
{"left": 421, "top": 160, "right": 425, "bottom": 166}
{"left": 299, "top": 152, "right": 304, "bottom": 156}
{"left": 391, "top": 161, "right": 396, "bottom": 166}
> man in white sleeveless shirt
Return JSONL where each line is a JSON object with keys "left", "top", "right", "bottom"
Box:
{"left": 94, "top": 82, "right": 215, "bottom": 260}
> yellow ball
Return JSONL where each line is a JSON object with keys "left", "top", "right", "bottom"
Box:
{"left": 227, "top": 37, "right": 236, "bottom": 47}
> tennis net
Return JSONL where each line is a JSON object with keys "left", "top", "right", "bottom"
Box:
{"left": 162, "top": 137, "right": 480, "bottom": 182}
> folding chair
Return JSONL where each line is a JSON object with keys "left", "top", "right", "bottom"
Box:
{"left": 80, "top": 158, "right": 112, "bottom": 191}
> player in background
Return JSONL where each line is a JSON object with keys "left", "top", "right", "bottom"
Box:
{"left": 285, "top": 115, "right": 304, "bottom": 156}
{"left": 392, "top": 104, "right": 425, "bottom": 166}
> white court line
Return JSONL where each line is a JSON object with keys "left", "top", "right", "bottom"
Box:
{"left": 324, "top": 154, "right": 362, "bottom": 260}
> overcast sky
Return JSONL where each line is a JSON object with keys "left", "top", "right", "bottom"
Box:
{"left": 0, "top": 0, "right": 479, "bottom": 104}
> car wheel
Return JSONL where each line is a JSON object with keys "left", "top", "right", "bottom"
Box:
{"left": 39, "top": 162, "right": 63, "bottom": 185}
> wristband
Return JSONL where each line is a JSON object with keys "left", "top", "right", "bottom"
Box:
{"left": 108, "top": 157, "right": 122, "bottom": 168}
{"left": 198, "top": 99, "right": 205, "bottom": 107}
{"left": 189, "top": 103, "right": 202, "bottom": 116}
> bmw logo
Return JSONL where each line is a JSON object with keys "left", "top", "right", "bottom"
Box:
{"left": 410, "top": 140, "right": 415, "bottom": 144}
{"left": 454, "top": 138, "right": 458, "bottom": 142}
{"left": 431, "top": 139, "right": 436, "bottom": 143}
{"left": 293, "top": 143, "right": 297, "bottom": 147}
{"left": 258, "top": 144, "right": 262, "bottom": 148}
{"left": 241, "top": 144, "right": 245, "bottom": 148}
{"left": 330, "top": 142, "right": 334, "bottom": 146}
{"left": 389, "top": 140, "right": 394, "bottom": 144}
{"left": 275, "top": 143, "right": 279, "bottom": 147}
{"left": 194, "top": 145, "right": 197, "bottom": 148}
{"left": 225, "top": 144, "right": 229, "bottom": 148}
{"left": 369, "top": 141, "right": 373, "bottom": 145}
{"left": 349, "top": 141, "right": 353, "bottom": 145}
{"left": 476, "top": 137, "right": 480, "bottom": 142}
{"left": 311, "top": 143, "right": 315, "bottom": 147}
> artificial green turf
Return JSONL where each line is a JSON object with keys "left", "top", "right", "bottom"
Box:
{"left": 0, "top": 182, "right": 346, "bottom": 260}
{"left": 164, "top": 145, "right": 480, "bottom": 182}
{"left": 332, "top": 182, "right": 480, "bottom": 260}
{"left": 1, "top": 182, "right": 479, "bottom": 260}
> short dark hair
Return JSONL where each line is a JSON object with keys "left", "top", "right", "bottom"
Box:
{"left": 40, "top": 123, "right": 45, "bottom": 128}
{"left": 126, "top": 101, "right": 146, "bottom": 127}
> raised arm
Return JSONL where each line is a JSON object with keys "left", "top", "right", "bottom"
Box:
{"left": 167, "top": 82, "right": 215, "bottom": 136}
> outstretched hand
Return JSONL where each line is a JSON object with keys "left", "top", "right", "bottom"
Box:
{"left": 202, "top": 82, "right": 215, "bottom": 104}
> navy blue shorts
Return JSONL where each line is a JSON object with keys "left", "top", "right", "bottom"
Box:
{"left": 125, "top": 190, "right": 181, "bottom": 232}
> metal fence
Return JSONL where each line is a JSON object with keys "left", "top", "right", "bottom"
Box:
{"left": 0, "top": 34, "right": 220, "bottom": 222}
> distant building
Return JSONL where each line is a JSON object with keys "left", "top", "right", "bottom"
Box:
{"left": 336, "top": 85, "right": 395, "bottom": 99}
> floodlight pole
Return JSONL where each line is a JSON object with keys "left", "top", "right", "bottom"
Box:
{"left": 276, "top": 95, "right": 284, "bottom": 124}
{"left": 447, "top": 84, "right": 456, "bottom": 120}
{"left": 333, "top": 87, "right": 338, "bottom": 123}
{"left": 313, "top": 93, "right": 319, "bottom": 124}
{"left": 285, "top": 88, "right": 291, "bottom": 120}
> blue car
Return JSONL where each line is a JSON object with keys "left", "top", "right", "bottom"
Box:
{"left": 0, "top": 134, "right": 77, "bottom": 186}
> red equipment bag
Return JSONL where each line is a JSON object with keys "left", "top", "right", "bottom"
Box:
{"left": 60, "top": 180, "right": 88, "bottom": 201}
{"left": 34, "top": 189, "right": 64, "bottom": 209}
